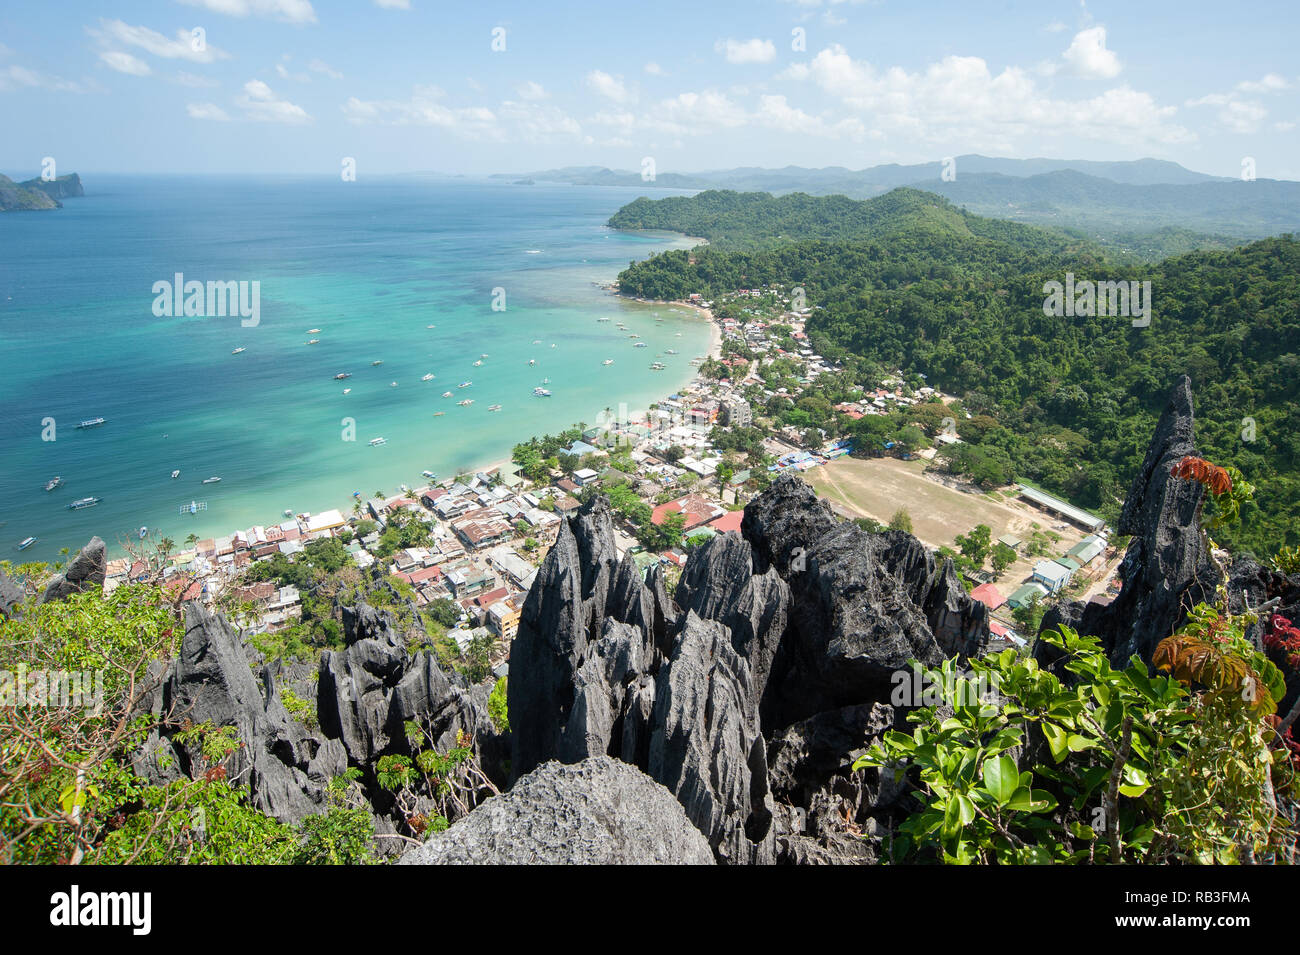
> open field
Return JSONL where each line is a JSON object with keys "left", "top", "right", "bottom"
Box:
{"left": 806, "top": 455, "right": 1108, "bottom": 590}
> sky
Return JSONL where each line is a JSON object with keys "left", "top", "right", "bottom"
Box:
{"left": 2, "top": 0, "right": 1298, "bottom": 179}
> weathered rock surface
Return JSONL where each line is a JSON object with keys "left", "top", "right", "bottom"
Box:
{"left": 505, "top": 472, "right": 987, "bottom": 863}
{"left": 39, "top": 536, "right": 107, "bottom": 604}
{"left": 134, "top": 602, "right": 339, "bottom": 824}
{"left": 317, "top": 601, "right": 501, "bottom": 785}
{"left": 1040, "top": 376, "right": 1222, "bottom": 666}
{"left": 398, "top": 757, "right": 714, "bottom": 865}
{"left": 0, "top": 570, "right": 24, "bottom": 618}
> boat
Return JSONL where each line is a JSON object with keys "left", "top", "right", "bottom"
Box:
{"left": 457, "top": 399, "right": 474, "bottom": 407}
{"left": 372, "top": 360, "right": 384, "bottom": 366}
{"left": 488, "top": 404, "right": 502, "bottom": 412}
{"left": 180, "top": 500, "right": 206, "bottom": 515}
{"left": 307, "top": 328, "right": 321, "bottom": 334}
{"left": 76, "top": 417, "right": 106, "bottom": 429}
{"left": 334, "top": 372, "right": 352, "bottom": 380}
{"left": 442, "top": 391, "right": 453, "bottom": 398}
{"left": 602, "top": 359, "right": 614, "bottom": 366}
{"left": 542, "top": 377, "right": 550, "bottom": 384}
{"left": 426, "top": 324, "right": 436, "bottom": 329}
{"left": 202, "top": 476, "right": 221, "bottom": 484}
{"left": 533, "top": 387, "right": 551, "bottom": 397}
{"left": 634, "top": 341, "right": 648, "bottom": 348}
{"left": 650, "top": 362, "right": 666, "bottom": 370}
{"left": 306, "top": 339, "right": 320, "bottom": 345}
{"left": 473, "top": 360, "right": 482, "bottom": 367}
{"left": 369, "top": 437, "right": 387, "bottom": 446}
{"left": 170, "top": 470, "right": 180, "bottom": 479}
{"left": 480, "top": 353, "right": 489, "bottom": 358}
{"left": 666, "top": 348, "right": 678, "bottom": 354}
{"left": 550, "top": 343, "right": 557, "bottom": 348}
{"left": 68, "top": 497, "right": 100, "bottom": 510}
{"left": 433, "top": 411, "right": 445, "bottom": 417}
{"left": 18, "top": 537, "right": 36, "bottom": 551}
{"left": 422, "top": 470, "right": 437, "bottom": 479}
{"left": 421, "top": 373, "right": 435, "bottom": 381}
{"left": 598, "top": 317, "right": 610, "bottom": 322}
{"left": 532, "top": 339, "right": 542, "bottom": 345}
{"left": 232, "top": 346, "right": 245, "bottom": 354}
{"left": 342, "top": 388, "right": 351, "bottom": 394}
{"left": 390, "top": 381, "right": 398, "bottom": 387}
{"left": 138, "top": 526, "right": 148, "bottom": 539}
{"left": 528, "top": 358, "right": 536, "bottom": 365}
{"left": 458, "top": 381, "right": 472, "bottom": 388}
{"left": 284, "top": 509, "right": 294, "bottom": 517}
{"left": 44, "top": 476, "right": 62, "bottom": 492}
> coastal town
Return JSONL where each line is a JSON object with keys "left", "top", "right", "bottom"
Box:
{"left": 98, "top": 282, "right": 1124, "bottom": 677}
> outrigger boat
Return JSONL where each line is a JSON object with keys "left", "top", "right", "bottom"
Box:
{"left": 171, "top": 470, "right": 181, "bottom": 479}
{"left": 232, "top": 346, "right": 246, "bottom": 354}
{"left": 18, "top": 537, "right": 36, "bottom": 551}
{"left": 369, "top": 437, "right": 387, "bottom": 446}
{"left": 76, "top": 417, "right": 106, "bottom": 429}
{"left": 68, "top": 497, "right": 100, "bottom": 510}
{"left": 44, "top": 476, "right": 62, "bottom": 492}
{"left": 202, "top": 476, "right": 222, "bottom": 484}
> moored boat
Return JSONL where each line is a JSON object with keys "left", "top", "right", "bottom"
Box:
{"left": 44, "top": 476, "right": 62, "bottom": 492}
{"left": 68, "top": 497, "right": 100, "bottom": 510}
{"left": 76, "top": 417, "right": 106, "bottom": 429}
{"left": 369, "top": 437, "right": 387, "bottom": 446}
{"left": 202, "top": 476, "right": 221, "bottom": 484}
{"left": 18, "top": 537, "right": 36, "bottom": 551}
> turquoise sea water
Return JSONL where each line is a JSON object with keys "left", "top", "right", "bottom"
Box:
{"left": 0, "top": 176, "right": 709, "bottom": 562}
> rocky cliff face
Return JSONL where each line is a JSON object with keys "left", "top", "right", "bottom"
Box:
{"left": 503, "top": 476, "right": 989, "bottom": 864}
{"left": 22, "top": 172, "right": 84, "bottom": 201}
{"left": 1040, "top": 376, "right": 1223, "bottom": 666}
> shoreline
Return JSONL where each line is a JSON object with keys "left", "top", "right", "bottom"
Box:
{"left": 86, "top": 289, "right": 724, "bottom": 563}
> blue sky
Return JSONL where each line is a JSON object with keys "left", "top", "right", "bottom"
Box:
{"left": 2, "top": 0, "right": 1298, "bottom": 178}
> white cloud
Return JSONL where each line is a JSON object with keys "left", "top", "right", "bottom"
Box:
{"left": 1044, "top": 21, "right": 1067, "bottom": 33}
{"left": 0, "top": 64, "right": 97, "bottom": 93}
{"left": 1061, "top": 26, "right": 1121, "bottom": 79}
{"left": 754, "top": 93, "right": 865, "bottom": 139}
{"left": 374, "top": 0, "right": 411, "bottom": 7}
{"left": 644, "top": 62, "right": 665, "bottom": 76}
{"left": 716, "top": 38, "right": 777, "bottom": 65}
{"left": 342, "top": 86, "right": 497, "bottom": 136}
{"left": 177, "top": 0, "right": 317, "bottom": 24}
{"left": 1236, "top": 73, "right": 1290, "bottom": 93}
{"left": 308, "top": 59, "right": 342, "bottom": 80}
{"left": 516, "top": 80, "right": 548, "bottom": 101}
{"left": 91, "top": 19, "right": 229, "bottom": 63}
{"left": 586, "top": 69, "right": 634, "bottom": 104}
{"left": 100, "top": 51, "right": 151, "bottom": 76}
{"left": 797, "top": 44, "right": 1191, "bottom": 149}
{"left": 175, "top": 71, "right": 219, "bottom": 87}
{"left": 187, "top": 101, "right": 230, "bottom": 120}
{"left": 236, "top": 79, "right": 312, "bottom": 123}
{"left": 1186, "top": 92, "right": 1268, "bottom": 133}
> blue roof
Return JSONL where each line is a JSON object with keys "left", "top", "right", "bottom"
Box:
{"left": 568, "top": 441, "right": 599, "bottom": 456}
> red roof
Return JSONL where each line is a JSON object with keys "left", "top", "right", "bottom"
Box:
{"left": 970, "top": 583, "right": 1006, "bottom": 611}
{"left": 989, "top": 619, "right": 1009, "bottom": 637}
{"left": 399, "top": 565, "right": 443, "bottom": 586}
{"left": 474, "top": 586, "right": 510, "bottom": 609}
{"left": 707, "top": 510, "right": 744, "bottom": 534}
{"left": 651, "top": 494, "right": 723, "bottom": 530}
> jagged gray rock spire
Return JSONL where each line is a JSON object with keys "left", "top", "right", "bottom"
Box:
{"left": 506, "top": 473, "right": 988, "bottom": 863}
{"left": 134, "top": 602, "right": 344, "bottom": 824}
{"left": 39, "top": 536, "right": 107, "bottom": 604}
{"left": 1040, "top": 375, "right": 1222, "bottom": 665}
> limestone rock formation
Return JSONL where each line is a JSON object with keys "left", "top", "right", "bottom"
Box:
{"left": 398, "top": 757, "right": 714, "bottom": 865}
{"left": 506, "top": 474, "right": 986, "bottom": 863}
{"left": 39, "top": 536, "right": 107, "bottom": 604}
{"left": 1040, "top": 376, "right": 1222, "bottom": 666}
{"left": 134, "top": 602, "right": 341, "bottom": 824}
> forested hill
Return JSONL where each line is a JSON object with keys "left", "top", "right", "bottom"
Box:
{"left": 612, "top": 188, "right": 1300, "bottom": 556}
{"left": 608, "top": 187, "right": 1100, "bottom": 257}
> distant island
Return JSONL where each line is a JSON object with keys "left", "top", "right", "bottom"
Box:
{"left": 0, "top": 172, "right": 84, "bottom": 211}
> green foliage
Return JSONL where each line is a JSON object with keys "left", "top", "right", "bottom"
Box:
{"left": 857, "top": 620, "right": 1294, "bottom": 864}
{"left": 488, "top": 677, "right": 510, "bottom": 732}
{"left": 990, "top": 542, "right": 1018, "bottom": 577}
{"left": 888, "top": 509, "right": 913, "bottom": 533}
{"left": 955, "top": 524, "right": 992, "bottom": 565}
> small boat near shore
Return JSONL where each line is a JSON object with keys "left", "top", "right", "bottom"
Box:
{"left": 180, "top": 500, "right": 206, "bottom": 515}
{"left": 343, "top": 388, "right": 351, "bottom": 394}
{"left": 232, "top": 346, "right": 246, "bottom": 354}
{"left": 76, "top": 417, "right": 106, "bottom": 430}
{"left": 421, "top": 373, "right": 435, "bottom": 381}
{"left": 18, "top": 537, "right": 36, "bottom": 551}
{"left": 171, "top": 470, "right": 180, "bottom": 479}
{"left": 44, "top": 476, "right": 62, "bottom": 492}
{"left": 306, "top": 339, "right": 320, "bottom": 345}
{"left": 68, "top": 497, "right": 100, "bottom": 510}
{"left": 488, "top": 404, "right": 502, "bottom": 412}
{"left": 458, "top": 381, "right": 472, "bottom": 388}
{"left": 334, "top": 372, "right": 352, "bottom": 380}
{"left": 422, "top": 470, "right": 437, "bottom": 479}
{"left": 441, "top": 391, "right": 453, "bottom": 398}
{"left": 533, "top": 386, "right": 551, "bottom": 397}
{"left": 372, "top": 360, "right": 384, "bottom": 366}
{"left": 457, "top": 399, "right": 474, "bottom": 407}
{"left": 433, "top": 411, "right": 445, "bottom": 417}
{"left": 369, "top": 437, "right": 387, "bottom": 446}
{"left": 202, "top": 476, "right": 222, "bottom": 484}
{"left": 307, "top": 328, "right": 321, "bottom": 334}
{"left": 602, "top": 359, "right": 614, "bottom": 366}
{"left": 139, "top": 526, "right": 148, "bottom": 539}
